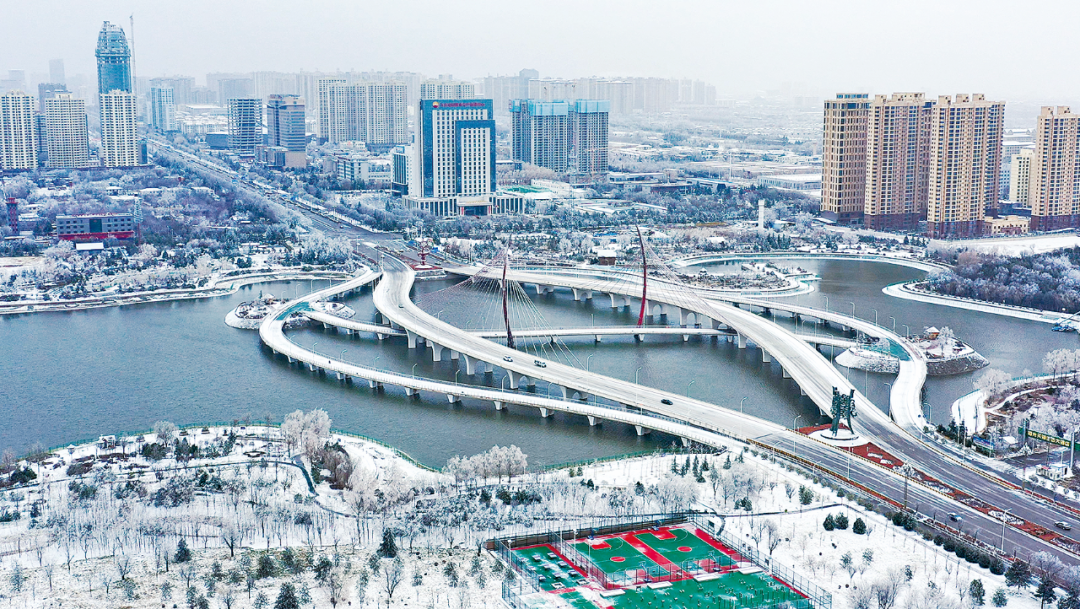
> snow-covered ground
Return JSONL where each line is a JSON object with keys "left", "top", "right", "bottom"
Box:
{"left": 0, "top": 425, "right": 1050, "bottom": 609}
{"left": 932, "top": 234, "right": 1080, "bottom": 257}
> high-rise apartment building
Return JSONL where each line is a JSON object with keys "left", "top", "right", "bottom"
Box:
{"left": 1029, "top": 106, "right": 1080, "bottom": 232}
{"left": 37, "top": 82, "right": 68, "bottom": 113}
{"left": 150, "top": 76, "right": 194, "bottom": 106}
{"left": 44, "top": 93, "right": 89, "bottom": 169}
{"left": 317, "top": 82, "right": 408, "bottom": 150}
{"left": 99, "top": 91, "right": 139, "bottom": 167}
{"left": 509, "top": 99, "right": 609, "bottom": 178}
{"left": 821, "top": 93, "right": 870, "bottom": 225}
{"left": 95, "top": 22, "right": 132, "bottom": 94}
{"left": 0, "top": 91, "right": 38, "bottom": 170}
{"left": 926, "top": 94, "right": 1005, "bottom": 238}
{"left": 1009, "top": 148, "right": 1035, "bottom": 207}
{"left": 405, "top": 99, "right": 496, "bottom": 216}
{"left": 227, "top": 98, "right": 262, "bottom": 156}
{"left": 316, "top": 78, "right": 346, "bottom": 142}
{"left": 149, "top": 85, "right": 176, "bottom": 132}
{"left": 863, "top": 93, "right": 934, "bottom": 231}
{"left": 419, "top": 80, "right": 474, "bottom": 101}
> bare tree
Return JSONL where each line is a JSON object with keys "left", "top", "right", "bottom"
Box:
{"left": 179, "top": 565, "right": 197, "bottom": 589}
{"left": 221, "top": 586, "right": 236, "bottom": 609}
{"left": 871, "top": 568, "right": 905, "bottom": 609}
{"left": 765, "top": 520, "right": 782, "bottom": 557}
{"left": 221, "top": 523, "right": 245, "bottom": 558}
{"left": 115, "top": 555, "right": 132, "bottom": 581}
{"left": 383, "top": 557, "right": 405, "bottom": 607}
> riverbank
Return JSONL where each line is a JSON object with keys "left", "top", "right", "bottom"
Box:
{"left": 671, "top": 250, "right": 950, "bottom": 274}
{"left": 0, "top": 267, "right": 355, "bottom": 316}
{"left": 884, "top": 282, "right": 1067, "bottom": 324}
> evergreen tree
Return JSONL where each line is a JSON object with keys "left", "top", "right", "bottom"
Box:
{"left": 992, "top": 587, "right": 1008, "bottom": 607}
{"left": 1005, "top": 560, "right": 1031, "bottom": 591}
{"left": 823, "top": 514, "right": 835, "bottom": 531}
{"left": 175, "top": 539, "right": 192, "bottom": 563}
{"left": 274, "top": 583, "right": 300, "bottom": 609}
{"left": 970, "top": 579, "right": 985, "bottom": 606}
{"left": 834, "top": 513, "right": 849, "bottom": 530}
{"left": 852, "top": 518, "right": 866, "bottom": 535}
{"left": 378, "top": 529, "right": 398, "bottom": 558}
{"left": 1034, "top": 576, "right": 1056, "bottom": 609}
{"left": 723, "top": 456, "right": 732, "bottom": 470}
{"left": 671, "top": 458, "right": 679, "bottom": 474}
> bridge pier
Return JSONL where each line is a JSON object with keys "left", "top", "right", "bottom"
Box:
{"left": 368, "top": 379, "right": 383, "bottom": 389}
{"left": 376, "top": 333, "right": 388, "bottom": 341}
{"left": 405, "top": 387, "right": 418, "bottom": 397}
{"left": 447, "top": 394, "right": 461, "bottom": 404}
{"left": 307, "top": 361, "right": 319, "bottom": 372}
{"left": 737, "top": 333, "right": 747, "bottom": 349}
{"left": 494, "top": 401, "right": 504, "bottom": 411}
{"left": 429, "top": 342, "right": 445, "bottom": 362}
{"left": 682, "top": 334, "right": 690, "bottom": 342}
{"left": 681, "top": 437, "right": 692, "bottom": 448}
{"left": 287, "top": 355, "right": 295, "bottom": 364}
{"left": 588, "top": 416, "right": 600, "bottom": 426}
{"left": 572, "top": 288, "right": 593, "bottom": 301}
{"left": 461, "top": 355, "right": 478, "bottom": 375}
{"left": 539, "top": 408, "right": 552, "bottom": 418}
{"left": 762, "top": 349, "right": 771, "bottom": 363}
{"left": 594, "top": 334, "right": 603, "bottom": 342}
{"left": 406, "top": 330, "right": 419, "bottom": 349}
{"left": 635, "top": 425, "right": 650, "bottom": 436}
{"left": 507, "top": 371, "right": 533, "bottom": 390}
{"left": 782, "top": 367, "right": 791, "bottom": 378}
{"left": 450, "top": 350, "right": 459, "bottom": 361}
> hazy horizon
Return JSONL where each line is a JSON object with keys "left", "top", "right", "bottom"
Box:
{"left": 2, "top": 0, "right": 1078, "bottom": 104}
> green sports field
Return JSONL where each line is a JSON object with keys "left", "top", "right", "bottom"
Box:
{"left": 572, "top": 537, "right": 666, "bottom": 576}
{"left": 606, "top": 572, "right": 804, "bottom": 609}
{"left": 633, "top": 528, "right": 736, "bottom": 570}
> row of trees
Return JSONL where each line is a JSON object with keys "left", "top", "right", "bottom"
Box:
{"left": 927, "top": 250, "right": 1080, "bottom": 313}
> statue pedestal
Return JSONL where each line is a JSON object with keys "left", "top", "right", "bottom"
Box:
{"left": 809, "top": 428, "right": 868, "bottom": 447}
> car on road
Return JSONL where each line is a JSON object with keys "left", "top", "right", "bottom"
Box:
{"left": 534, "top": 360, "right": 547, "bottom": 368}
{"left": 398, "top": 304, "right": 404, "bottom": 308}
{"left": 1056, "top": 521, "right": 1072, "bottom": 530}
{"left": 661, "top": 399, "right": 673, "bottom": 405}
{"left": 503, "top": 356, "right": 513, "bottom": 362}
{"left": 948, "top": 513, "right": 962, "bottom": 522}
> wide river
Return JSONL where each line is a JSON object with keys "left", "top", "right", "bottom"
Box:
{"left": 1, "top": 258, "right": 1072, "bottom": 468}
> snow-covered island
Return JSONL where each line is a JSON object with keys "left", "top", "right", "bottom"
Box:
{"left": 225, "top": 295, "right": 355, "bottom": 330}
{"left": 836, "top": 326, "right": 988, "bottom": 376}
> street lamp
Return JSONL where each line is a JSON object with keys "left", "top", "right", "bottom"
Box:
{"left": 889, "top": 316, "right": 896, "bottom": 332}
{"left": 634, "top": 367, "right": 642, "bottom": 385}
{"left": 823, "top": 295, "right": 829, "bottom": 313}
{"left": 687, "top": 380, "right": 696, "bottom": 398}
{"left": 587, "top": 354, "right": 594, "bottom": 372}
{"left": 1000, "top": 508, "right": 1011, "bottom": 552}
{"left": 373, "top": 355, "right": 380, "bottom": 368}
{"left": 902, "top": 324, "right": 910, "bottom": 338}
{"left": 848, "top": 302, "right": 856, "bottom": 318}
{"left": 412, "top": 363, "right": 418, "bottom": 376}
{"left": 740, "top": 396, "right": 747, "bottom": 415}
{"left": 792, "top": 415, "right": 802, "bottom": 455}
{"left": 340, "top": 348, "right": 348, "bottom": 362}
{"left": 872, "top": 308, "right": 878, "bottom": 326}
{"left": 312, "top": 342, "right": 318, "bottom": 356}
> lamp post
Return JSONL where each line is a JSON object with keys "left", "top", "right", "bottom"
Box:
{"left": 634, "top": 367, "right": 642, "bottom": 385}
{"left": 1000, "top": 508, "right": 1010, "bottom": 552}
{"left": 823, "top": 295, "right": 829, "bottom": 313}
{"left": 455, "top": 370, "right": 460, "bottom": 384}
{"left": 889, "top": 316, "right": 896, "bottom": 332}
{"left": 792, "top": 415, "right": 802, "bottom": 455}
{"left": 587, "top": 354, "right": 594, "bottom": 373}
{"left": 411, "top": 363, "right": 418, "bottom": 376}
{"left": 872, "top": 308, "right": 879, "bottom": 326}
{"left": 373, "top": 355, "right": 380, "bottom": 368}
{"left": 903, "top": 324, "right": 910, "bottom": 338}
{"left": 849, "top": 302, "right": 856, "bottom": 318}
{"left": 312, "top": 342, "right": 318, "bottom": 356}
{"left": 741, "top": 396, "right": 747, "bottom": 415}
{"left": 340, "top": 348, "right": 348, "bottom": 362}
{"left": 687, "top": 380, "right": 696, "bottom": 398}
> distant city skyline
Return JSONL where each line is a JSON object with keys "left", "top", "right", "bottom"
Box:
{"left": 1, "top": 0, "right": 1078, "bottom": 102}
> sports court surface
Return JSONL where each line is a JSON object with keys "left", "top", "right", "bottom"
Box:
{"left": 506, "top": 524, "right": 807, "bottom": 609}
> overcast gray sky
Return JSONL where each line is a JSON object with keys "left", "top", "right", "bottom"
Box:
{"left": 3, "top": 0, "right": 1077, "bottom": 101}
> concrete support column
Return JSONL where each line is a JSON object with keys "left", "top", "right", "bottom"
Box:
{"left": 539, "top": 408, "right": 551, "bottom": 418}
{"left": 588, "top": 416, "right": 600, "bottom": 426}
{"left": 737, "top": 333, "right": 747, "bottom": 349}
{"left": 287, "top": 355, "right": 295, "bottom": 364}
{"left": 405, "top": 387, "right": 418, "bottom": 397}
{"left": 635, "top": 425, "right": 650, "bottom": 436}
{"left": 376, "top": 333, "right": 387, "bottom": 341}
{"left": 782, "top": 367, "right": 791, "bottom": 378}
{"left": 447, "top": 394, "right": 461, "bottom": 404}
{"left": 429, "top": 342, "right": 444, "bottom": 362}
{"left": 450, "top": 350, "right": 459, "bottom": 361}
{"left": 368, "top": 379, "right": 382, "bottom": 389}
{"left": 678, "top": 307, "right": 689, "bottom": 326}
{"left": 681, "top": 437, "right": 692, "bottom": 448}
{"left": 762, "top": 349, "right": 771, "bottom": 363}
{"left": 406, "top": 330, "right": 419, "bottom": 349}
{"left": 595, "top": 334, "right": 603, "bottom": 342}
{"left": 608, "top": 293, "right": 620, "bottom": 308}
{"left": 462, "top": 355, "right": 477, "bottom": 375}
{"left": 494, "top": 401, "right": 504, "bottom": 411}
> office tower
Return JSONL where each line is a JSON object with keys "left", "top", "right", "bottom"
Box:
{"left": 863, "top": 93, "right": 934, "bottom": 231}
{"left": 926, "top": 94, "right": 1005, "bottom": 238}
{"left": 406, "top": 99, "right": 495, "bottom": 216}
{"left": 419, "top": 80, "right": 474, "bottom": 101}
{"left": 149, "top": 85, "right": 176, "bottom": 131}
{"left": 44, "top": 94, "right": 90, "bottom": 169}
{"left": 510, "top": 99, "right": 609, "bottom": 177}
{"left": 318, "top": 82, "right": 407, "bottom": 150}
{"left": 821, "top": 93, "right": 870, "bottom": 225}
{"left": 37, "top": 82, "right": 68, "bottom": 113}
{"left": 95, "top": 22, "right": 131, "bottom": 94}
{"left": 227, "top": 98, "right": 261, "bottom": 156}
{"left": 391, "top": 145, "right": 413, "bottom": 196}
{"left": 219, "top": 78, "right": 254, "bottom": 104}
{"left": 266, "top": 94, "right": 307, "bottom": 167}
{"left": 0, "top": 91, "right": 38, "bottom": 170}
{"left": 1009, "top": 148, "right": 1035, "bottom": 207}
{"left": 49, "top": 59, "right": 66, "bottom": 86}
{"left": 99, "top": 91, "right": 138, "bottom": 167}
{"left": 1030, "top": 106, "right": 1080, "bottom": 231}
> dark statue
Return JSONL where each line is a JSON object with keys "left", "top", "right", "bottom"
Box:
{"left": 829, "top": 387, "right": 857, "bottom": 436}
